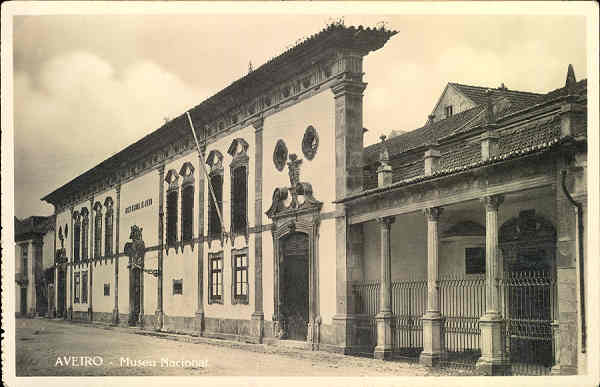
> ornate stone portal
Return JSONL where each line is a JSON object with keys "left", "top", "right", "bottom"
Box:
{"left": 266, "top": 153, "right": 322, "bottom": 347}
{"left": 124, "top": 225, "right": 146, "bottom": 327}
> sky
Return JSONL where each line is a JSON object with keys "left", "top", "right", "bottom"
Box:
{"left": 12, "top": 12, "right": 588, "bottom": 218}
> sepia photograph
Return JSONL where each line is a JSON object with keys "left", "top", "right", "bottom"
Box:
{"left": 2, "top": 2, "right": 598, "bottom": 386}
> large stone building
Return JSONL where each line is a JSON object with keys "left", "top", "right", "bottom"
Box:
{"left": 40, "top": 24, "right": 589, "bottom": 375}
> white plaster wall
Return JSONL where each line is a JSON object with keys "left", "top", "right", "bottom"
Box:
{"left": 118, "top": 259, "right": 130, "bottom": 314}
{"left": 42, "top": 230, "right": 55, "bottom": 269}
{"left": 261, "top": 89, "right": 336, "bottom": 225}
{"left": 318, "top": 219, "right": 337, "bottom": 325}
{"left": 162, "top": 247, "right": 194, "bottom": 317}
{"left": 262, "top": 231, "right": 274, "bottom": 322}
{"left": 93, "top": 262, "right": 114, "bottom": 313}
{"left": 432, "top": 85, "right": 476, "bottom": 122}
{"left": 120, "top": 171, "right": 159, "bottom": 248}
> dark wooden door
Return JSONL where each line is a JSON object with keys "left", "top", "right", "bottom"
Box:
{"left": 57, "top": 268, "right": 66, "bottom": 317}
{"left": 20, "top": 287, "right": 27, "bottom": 316}
{"left": 129, "top": 268, "right": 140, "bottom": 326}
{"left": 281, "top": 233, "right": 309, "bottom": 341}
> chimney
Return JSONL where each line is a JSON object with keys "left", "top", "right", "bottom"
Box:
{"left": 377, "top": 135, "right": 393, "bottom": 187}
{"left": 427, "top": 114, "right": 436, "bottom": 125}
{"left": 424, "top": 143, "right": 440, "bottom": 176}
{"left": 481, "top": 130, "right": 499, "bottom": 161}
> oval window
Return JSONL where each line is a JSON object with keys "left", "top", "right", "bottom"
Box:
{"left": 302, "top": 125, "right": 319, "bottom": 160}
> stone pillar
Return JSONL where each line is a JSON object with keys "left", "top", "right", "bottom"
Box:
{"left": 195, "top": 156, "right": 205, "bottom": 334}
{"left": 88, "top": 197, "right": 94, "bottom": 321}
{"left": 480, "top": 130, "right": 499, "bottom": 161}
{"left": 477, "top": 194, "right": 510, "bottom": 375}
{"left": 374, "top": 216, "right": 395, "bottom": 360}
{"left": 555, "top": 160, "right": 580, "bottom": 374}
{"left": 68, "top": 206, "right": 74, "bottom": 320}
{"left": 138, "top": 257, "right": 145, "bottom": 328}
{"left": 112, "top": 184, "right": 121, "bottom": 325}
{"left": 251, "top": 117, "right": 264, "bottom": 341}
{"left": 331, "top": 73, "right": 367, "bottom": 354}
{"left": 156, "top": 165, "right": 165, "bottom": 331}
{"left": 420, "top": 207, "right": 445, "bottom": 366}
{"left": 27, "top": 241, "right": 37, "bottom": 316}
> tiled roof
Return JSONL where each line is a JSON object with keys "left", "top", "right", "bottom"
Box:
{"left": 450, "top": 83, "right": 543, "bottom": 109}
{"left": 42, "top": 24, "right": 398, "bottom": 206}
{"left": 361, "top": 78, "right": 587, "bottom": 194}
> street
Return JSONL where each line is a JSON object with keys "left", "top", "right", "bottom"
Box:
{"left": 15, "top": 318, "right": 436, "bottom": 376}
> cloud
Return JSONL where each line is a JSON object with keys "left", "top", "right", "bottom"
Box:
{"left": 14, "top": 51, "right": 208, "bottom": 218}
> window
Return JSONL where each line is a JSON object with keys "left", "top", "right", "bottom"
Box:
{"left": 181, "top": 185, "right": 194, "bottom": 242}
{"left": 228, "top": 138, "right": 249, "bottom": 245}
{"left": 81, "top": 209, "right": 89, "bottom": 260}
{"left": 166, "top": 190, "right": 178, "bottom": 247}
{"left": 445, "top": 105, "right": 453, "bottom": 118}
{"left": 22, "top": 245, "right": 28, "bottom": 275}
{"left": 81, "top": 271, "right": 88, "bottom": 303}
{"left": 231, "top": 166, "right": 248, "bottom": 237}
{"left": 465, "top": 247, "right": 485, "bottom": 274}
{"left": 104, "top": 283, "right": 110, "bottom": 296}
{"left": 105, "top": 207, "right": 113, "bottom": 256}
{"left": 74, "top": 272, "right": 80, "bottom": 303}
{"left": 74, "top": 218, "right": 81, "bottom": 263}
{"left": 208, "top": 173, "right": 223, "bottom": 243}
{"left": 94, "top": 207, "right": 102, "bottom": 258}
{"left": 173, "top": 279, "right": 183, "bottom": 295}
{"left": 209, "top": 253, "right": 223, "bottom": 304}
{"left": 232, "top": 251, "right": 249, "bottom": 304}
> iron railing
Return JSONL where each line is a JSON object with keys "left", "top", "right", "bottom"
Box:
{"left": 502, "top": 270, "right": 556, "bottom": 375}
{"left": 439, "top": 274, "right": 486, "bottom": 371}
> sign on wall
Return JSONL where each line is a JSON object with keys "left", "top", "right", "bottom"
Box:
{"left": 124, "top": 198, "right": 153, "bottom": 215}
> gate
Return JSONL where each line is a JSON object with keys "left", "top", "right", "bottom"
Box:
{"left": 439, "top": 274, "right": 486, "bottom": 372}
{"left": 392, "top": 279, "right": 426, "bottom": 360}
{"left": 502, "top": 270, "right": 555, "bottom": 375}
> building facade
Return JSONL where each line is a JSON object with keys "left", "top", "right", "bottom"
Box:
{"left": 15, "top": 216, "right": 56, "bottom": 317}
{"left": 40, "top": 25, "right": 589, "bottom": 375}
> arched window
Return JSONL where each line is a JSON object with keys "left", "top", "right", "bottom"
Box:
{"left": 104, "top": 197, "right": 114, "bottom": 256}
{"left": 81, "top": 208, "right": 89, "bottom": 261}
{"left": 93, "top": 201, "right": 102, "bottom": 258}
{"left": 165, "top": 169, "right": 179, "bottom": 249}
{"left": 73, "top": 211, "right": 81, "bottom": 263}
{"left": 206, "top": 150, "right": 224, "bottom": 247}
{"left": 228, "top": 138, "right": 249, "bottom": 245}
{"left": 179, "top": 162, "right": 195, "bottom": 246}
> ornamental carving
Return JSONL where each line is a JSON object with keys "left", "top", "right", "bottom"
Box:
{"left": 302, "top": 126, "right": 319, "bottom": 160}
{"left": 273, "top": 140, "right": 288, "bottom": 172}
{"left": 266, "top": 153, "right": 322, "bottom": 219}
{"left": 124, "top": 225, "right": 146, "bottom": 268}
{"left": 165, "top": 169, "right": 179, "bottom": 191}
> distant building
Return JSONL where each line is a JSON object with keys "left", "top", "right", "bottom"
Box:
{"left": 15, "top": 215, "right": 55, "bottom": 317}
{"left": 39, "top": 25, "right": 588, "bottom": 376}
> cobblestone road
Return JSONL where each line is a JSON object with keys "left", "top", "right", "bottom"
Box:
{"left": 15, "top": 318, "right": 439, "bottom": 377}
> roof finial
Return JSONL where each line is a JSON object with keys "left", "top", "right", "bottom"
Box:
{"left": 566, "top": 64, "right": 576, "bottom": 94}
{"left": 379, "top": 135, "right": 389, "bottom": 163}
{"left": 485, "top": 88, "right": 496, "bottom": 124}
{"left": 248, "top": 61, "right": 254, "bottom": 74}
{"left": 427, "top": 114, "right": 436, "bottom": 125}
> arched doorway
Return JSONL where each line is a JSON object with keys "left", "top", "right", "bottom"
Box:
{"left": 280, "top": 232, "right": 310, "bottom": 341}
{"left": 500, "top": 209, "right": 557, "bottom": 374}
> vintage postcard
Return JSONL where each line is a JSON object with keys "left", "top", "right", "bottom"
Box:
{"left": 2, "top": 2, "right": 598, "bottom": 386}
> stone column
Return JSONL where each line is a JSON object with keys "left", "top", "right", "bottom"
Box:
{"left": 331, "top": 75, "right": 367, "bottom": 354}
{"left": 112, "top": 184, "right": 121, "bottom": 325}
{"left": 195, "top": 156, "right": 205, "bottom": 333}
{"left": 88, "top": 197, "right": 94, "bottom": 321}
{"left": 477, "top": 194, "right": 510, "bottom": 375}
{"left": 68, "top": 206, "right": 74, "bottom": 320}
{"left": 374, "top": 216, "right": 395, "bottom": 360}
{"left": 156, "top": 165, "right": 165, "bottom": 331}
{"left": 138, "top": 256, "right": 145, "bottom": 328}
{"left": 420, "top": 207, "right": 445, "bottom": 366}
{"left": 27, "top": 241, "right": 37, "bottom": 316}
{"left": 251, "top": 117, "right": 264, "bottom": 341}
